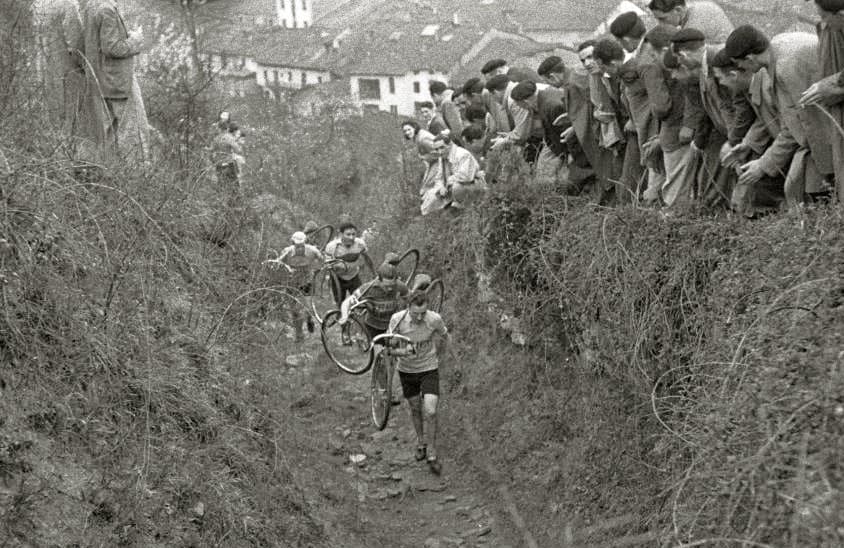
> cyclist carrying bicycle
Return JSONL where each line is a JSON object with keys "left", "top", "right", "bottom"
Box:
{"left": 387, "top": 291, "right": 449, "bottom": 475}
{"left": 324, "top": 221, "right": 370, "bottom": 307}
{"left": 338, "top": 263, "right": 409, "bottom": 341}
{"left": 267, "top": 231, "right": 324, "bottom": 340}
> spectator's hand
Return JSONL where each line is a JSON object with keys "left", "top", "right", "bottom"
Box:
{"left": 678, "top": 126, "right": 694, "bottom": 144}
{"left": 593, "top": 109, "right": 615, "bottom": 123}
{"left": 737, "top": 159, "right": 765, "bottom": 186}
{"left": 721, "top": 142, "right": 749, "bottom": 169}
{"left": 688, "top": 141, "right": 703, "bottom": 160}
{"left": 799, "top": 76, "right": 844, "bottom": 107}
{"left": 490, "top": 136, "right": 507, "bottom": 150}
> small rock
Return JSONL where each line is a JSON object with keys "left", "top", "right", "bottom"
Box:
{"left": 455, "top": 506, "right": 471, "bottom": 517}
{"left": 349, "top": 454, "right": 367, "bottom": 465}
{"left": 285, "top": 353, "right": 313, "bottom": 367}
{"left": 371, "top": 490, "right": 389, "bottom": 501}
{"left": 477, "top": 525, "right": 492, "bottom": 537}
{"left": 470, "top": 509, "right": 485, "bottom": 521}
{"left": 342, "top": 428, "right": 352, "bottom": 438}
{"left": 386, "top": 487, "right": 404, "bottom": 498}
{"left": 375, "top": 473, "right": 392, "bottom": 481}
{"left": 443, "top": 495, "right": 457, "bottom": 503}
{"left": 191, "top": 502, "right": 205, "bottom": 517}
{"left": 423, "top": 539, "right": 441, "bottom": 548}
{"left": 390, "top": 472, "right": 403, "bottom": 482}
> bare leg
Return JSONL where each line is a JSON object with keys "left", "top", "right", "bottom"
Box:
{"left": 406, "top": 394, "right": 424, "bottom": 447}
{"left": 422, "top": 394, "right": 439, "bottom": 460}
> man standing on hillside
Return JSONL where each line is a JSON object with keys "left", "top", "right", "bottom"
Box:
{"left": 509, "top": 79, "right": 567, "bottom": 185}
{"left": 429, "top": 81, "right": 464, "bottom": 146}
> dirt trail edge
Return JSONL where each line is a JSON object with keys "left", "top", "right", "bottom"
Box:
{"left": 277, "top": 326, "right": 532, "bottom": 548}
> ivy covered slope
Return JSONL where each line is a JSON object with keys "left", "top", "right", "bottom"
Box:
{"left": 377, "top": 181, "right": 844, "bottom": 546}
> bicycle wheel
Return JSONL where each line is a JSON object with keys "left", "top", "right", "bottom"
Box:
{"left": 427, "top": 278, "right": 445, "bottom": 313}
{"left": 311, "top": 267, "right": 340, "bottom": 324}
{"left": 370, "top": 351, "right": 392, "bottom": 430}
{"left": 309, "top": 224, "right": 334, "bottom": 252}
{"left": 395, "top": 249, "right": 420, "bottom": 286}
{"left": 320, "top": 310, "right": 373, "bottom": 375}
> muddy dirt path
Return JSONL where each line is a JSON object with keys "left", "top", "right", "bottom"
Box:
{"left": 273, "top": 321, "right": 530, "bottom": 548}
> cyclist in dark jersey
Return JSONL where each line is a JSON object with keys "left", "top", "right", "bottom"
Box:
{"left": 338, "top": 263, "right": 409, "bottom": 340}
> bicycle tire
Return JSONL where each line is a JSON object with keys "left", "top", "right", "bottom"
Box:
{"left": 310, "top": 224, "right": 334, "bottom": 252}
{"left": 427, "top": 278, "right": 445, "bottom": 313}
{"left": 311, "top": 267, "right": 340, "bottom": 324}
{"left": 370, "top": 351, "right": 391, "bottom": 430}
{"left": 395, "top": 248, "right": 420, "bottom": 286}
{"left": 320, "top": 310, "right": 373, "bottom": 375}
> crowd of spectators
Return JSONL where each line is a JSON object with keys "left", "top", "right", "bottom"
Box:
{"left": 402, "top": 0, "right": 844, "bottom": 218}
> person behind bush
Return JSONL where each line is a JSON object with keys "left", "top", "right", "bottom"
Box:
{"left": 213, "top": 122, "right": 244, "bottom": 187}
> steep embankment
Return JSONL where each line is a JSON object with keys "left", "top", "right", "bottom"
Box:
{"left": 371, "top": 185, "right": 844, "bottom": 547}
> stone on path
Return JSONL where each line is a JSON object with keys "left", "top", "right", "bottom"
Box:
{"left": 285, "top": 352, "right": 314, "bottom": 367}
{"left": 443, "top": 494, "right": 457, "bottom": 503}
{"left": 349, "top": 453, "right": 367, "bottom": 465}
{"left": 423, "top": 539, "right": 441, "bottom": 548}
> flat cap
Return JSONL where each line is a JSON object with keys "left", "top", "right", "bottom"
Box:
{"left": 671, "top": 27, "right": 705, "bottom": 45}
{"left": 644, "top": 24, "right": 677, "bottom": 49}
{"left": 537, "top": 55, "right": 563, "bottom": 76}
{"left": 724, "top": 25, "right": 770, "bottom": 59}
{"left": 481, "top": 58, "right": 507, "bottom": 75}
{"left": 507, "top": 66, "right": 543, "bottom": 84}
{"left": 610, "top": 12, "right": 646, "bottom": 39}
{"left": 485, "top": 74, "right": 511, "bottom": 92}
{"left": 461, "top": 77, "right": 484, "bottom": 95}
{"left": 510, "top": 80, "right": 537, "bottom": 101}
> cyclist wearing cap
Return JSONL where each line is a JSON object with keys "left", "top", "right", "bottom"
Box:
{"left": 269, "top": 231, "right": 324, "bottom": 339}
{"left": 387, "top": 291, "right": 449, "bottom": 475}
{"left": 339, "top": 263, "right": 409, "bottom": 340}
{"left": 324, "top": 221, "right": 370, "bottom": 306}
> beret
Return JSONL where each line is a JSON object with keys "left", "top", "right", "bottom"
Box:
{"left": 709, "top": 48, "right": 736, "bottom": 69}
{"left": 485, "top": 74, "right": 511, "bottom": 92}
{"left": 644, "top": 24, "right": 677, "bottom": 49}
{"left": 815, "top": 0, "right": 844, "bottom": 12}
{"left": 610, "top": 12, "right": 646, "bottom": 39}
{"left": 593, "top": 38, "right": 626, "bottom": 64}
{"left": 510, "top": 80, "right": 537, "bottom": 101}
{"left": 507, "top": 66, "right": 543, "bottom": 83}
{"left": 461, "top": 77, "right": 484, "bottom": 95}
{"left": 671, "top": 27, "right": 705, "bottom": 45}
{"left": 429, "top": 80, "right": 448, "bottom": 94}
{"left": 663, "top": 48, "right": 681, "bottom": 69}
{"left": 724, "top": 25, "right": 770, "bottom": 59}
{"left": 648, "top": 0, "right": 684, "bottom": 11}
{"left": 537, "top": 55, "right": 563, "bottom": 76}
{"left": 481, "top": 58, "right": 507, "bottom": 74}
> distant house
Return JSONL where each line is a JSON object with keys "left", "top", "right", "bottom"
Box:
{"left": 197, "top": 0, "right": 314, "bottom": 28}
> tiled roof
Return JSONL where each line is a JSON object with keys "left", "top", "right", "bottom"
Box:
{"left": 450, "top": 33, "right": 547, "bottom": 82}
{"left": 200, "top": 26, "right": 338, "bottom": 70}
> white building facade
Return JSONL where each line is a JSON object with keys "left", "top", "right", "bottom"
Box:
{"left": 274, "top": 0, "right": 313, "bottom": 28}
{"left": 349, "top": 70, "right": 449, "bottom": 116}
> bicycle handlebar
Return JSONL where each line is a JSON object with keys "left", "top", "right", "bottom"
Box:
{"left": 369, "top": 333, "right": 413, "bottom": 352}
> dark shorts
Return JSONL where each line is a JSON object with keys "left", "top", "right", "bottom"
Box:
{"left": 331, "top": 275, "right": 361, "bottom": 305}
{"left": 399, "top": 369, "right": 440, "bottom": 398}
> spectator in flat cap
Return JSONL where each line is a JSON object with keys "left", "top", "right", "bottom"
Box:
{"left": 648, "top": 0, "right": 733, "bottom": 44}
{"left": 480, "top": 58, "right": 508, "bottom": 79}
{"left": 610, "top": 11, "right": 647, "bottom": 54}
{"left": 799, "top": 0, "right": 844, "bottom": 200}
{"left": 461, "top": 78, "right": 485, "bottom": 106}
{"left": 429, "top": 80, "right": 464, "bottom": 146}
{"left": 725, "top": 26, "right": 833, "bottom": 207}
{"left": 637, "top": 23, "right": 696, "bottom": 207}
{"left": 508, "top": 79, "right": 568, "bottom": 185}
{"left": 491, "top": 76, "right": 552, "bottom": 165}
{"left": 619, "top": 58, "right": 664, "bottom": 203}
{"left": 674, "top": 26, "right": 738, "bottom": 210}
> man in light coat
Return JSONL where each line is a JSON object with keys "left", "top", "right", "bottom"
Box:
{"left": 725, "top": 26, "right": 834, "bottom": 206}
{"left": 81, "top": 0, "right": 149, "bottom": 161}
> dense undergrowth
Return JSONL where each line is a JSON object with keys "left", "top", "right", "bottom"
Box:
{"left": 371, "top": 176, "right": 844, "bottom": 546}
